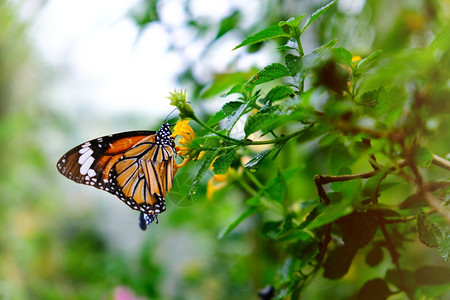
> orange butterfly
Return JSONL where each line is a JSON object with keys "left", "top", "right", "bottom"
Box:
{"left": 56, "top": 123, "right": 176, "bottom": 230}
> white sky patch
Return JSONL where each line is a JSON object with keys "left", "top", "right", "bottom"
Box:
{"left": 29, "top": 0, "right": 181, "bottom": 117}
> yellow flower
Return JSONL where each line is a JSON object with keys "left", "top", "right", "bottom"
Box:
{"left": 172, "top": 120, "right": 195, "bottom": 156}
{"left": 352, "top": 55, "right": 362, "bottom": 62}
{"left": 171, "top": 120, "right": 203, "bottom": 169}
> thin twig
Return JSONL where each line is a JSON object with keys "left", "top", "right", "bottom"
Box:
{"left": 432, "top": 154, "right": 450, "bottom": 171}
{"left": 314, "top": 160, "right": 407, "bottom": 185}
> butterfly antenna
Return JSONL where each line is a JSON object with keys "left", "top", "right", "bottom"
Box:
{"left": 164, "top": 108, "right": 178, "bottom": 124}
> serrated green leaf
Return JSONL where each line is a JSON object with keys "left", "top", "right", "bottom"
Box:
{"left": 266, "top": 85, "right": 295, "bottom": 103}
{"left": 218, "top": 207, "right": 257, "bottom": 238}
{"left": 331, "top": 47, "right": 353, "bottom": 66}
{"left": 212, "top": 150, "right": 236, "bottom": 175}
{"left": 356, "top": 279, "right": 392, "bottom": 300}
{"left": 245, "top": 63, "right": 291, "bottom": 89}
{"left": 439, "top": 235, "right": 450, "bottom": 261}
{"left": 359, "top": 87, "right": 384, "bottom": 107}
{"left": 222, "top": 101, "right": 245, "bottom": 116}
{"left": 244, "top": 105, "right": 285, "bottom": 136}
{"left": 278, "top": 15, "right": 305, "bottom": 29}
{"left": 233, "top": 25, "right": 290, "bottom": 50}
{"left": 245, "top": 149, "right": 272, "bottom": 171}
{"left": 415, "top": 147, "right": 433, "bottom": 167}
{"left": 301, "top": 0, "right": 337, "bottom": 33}
{"left": 285, "top": 54, "right": 301, "bottom": 76}
{"left": 417, "top": 211, "right": 442, "bottom": 247}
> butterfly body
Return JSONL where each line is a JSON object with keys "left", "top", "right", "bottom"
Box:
{"left": 57, "top": 123, "right": 176, "bottom": 229}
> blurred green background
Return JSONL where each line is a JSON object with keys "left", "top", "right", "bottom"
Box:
{"left": 0, "top": 0, "right": 448, "bottom": 299}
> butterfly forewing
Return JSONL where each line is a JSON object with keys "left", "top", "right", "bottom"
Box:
{"left": 57, "top": 131, "right": 154, "bottom": 193}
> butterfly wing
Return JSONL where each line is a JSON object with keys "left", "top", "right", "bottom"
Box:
{"left": 109, "top": 134, "right": 176, "bottom": 215}
{"left": 56, "top": 130, "right": 155, "bottom": 194}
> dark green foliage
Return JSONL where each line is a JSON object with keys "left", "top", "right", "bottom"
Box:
{"left": 168, "top": 0, "right": 450, "bottom": 298}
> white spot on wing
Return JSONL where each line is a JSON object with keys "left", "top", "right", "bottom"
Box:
{"left": 80, "top": 156, "right": 95, "bottom": 175}
{"left": 78, "top": 148, "right": 94, "bottom": 164}
{"left": 87, "top": 169, "right": 96, "bottom": 177}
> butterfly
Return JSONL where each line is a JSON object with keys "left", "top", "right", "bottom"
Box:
{"left": 56, "top": 122, "right": 176, "bottom": 230}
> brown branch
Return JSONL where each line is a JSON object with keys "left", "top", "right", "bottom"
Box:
{"left": 432, "top": 154, "right": 450, "bottom": 171}
{"left": 315, "top": 160, "right": 407, "bottom": 185}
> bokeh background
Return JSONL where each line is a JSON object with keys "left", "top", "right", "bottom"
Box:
{"left": 1, "top": 0, "right": 448, "bottom": 299}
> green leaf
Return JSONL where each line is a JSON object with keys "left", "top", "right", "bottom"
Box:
{"left": 265, "top": 171, "right": 287, "bottom": 203}
{"left": 287, "top": 237, "right": 319, "bottom": 268}
{"left": 357, "top": 50, "right": 383, "bottom": 73}
{"left": 416, "top": 210, "right": 442, "bottom": 248}
{"left": 233, "top": 25, "right": 290, "bottom": 50}
{"left": 206, "top": 110, "right": 227, "bottom": 126}
{"left": 438, "top": 235, "right": 450, "bottom": 261}
{"left": 245, "top": 149, "right": 272, "bottom": 171}
{"left": 265, "top": 85, "right": 295, "bottom": 103}
{"left": 244, "top": 105, "right": 284, "bottom": 136}
{"left": 218, "top": 207, "right": 257, "bottom": 238}
{"left": 189, "top": 148, "right": 220, "bottom": 200}
{"left": 331, "top": 47, "right": 353, "bottom": 66}
{"left": 224, "top": 83, "right": 245, "bottom": 96}
{"left": 285, "top": 54, "right": 301, "bottom": 76}
{"left": 414, "top": 147, "right": 433, "bottom": 167}
{"left": 216, "top": 10, "right": 240, "bottom": 40}
{"left": 222, "top": 101, "right": 245, "bottom": 115}
{"left": 245, "top": 63, "right": 291, "bottom": 89}
{"left": 301, "top": 0, "right": 337, "bottom": 33}
{"left": 278, "top": 15, "right": 305, "bottom": 29}
{"left": 261, "top": 221, "right": 283, "bottom": 239}
{"left": 356, "top": 279, "right": 392, "bottom": 300}
{"left": 306, "top": 203, "right": 353, "bottom": 230}
{"left": 212, "top": 150, "right": 236, "bottom": 175}
{"left": 301, "top": 39, "right": 337, "bottom": 69}
{"left": 328, "top": 144, "right": 355, "bottom": 175}
{"left": 223, "top": 101, "right": 248, "bottom": 131}
{"left": 414, "top": 266, "right": 450, "bottom": 285}
{"left": 323, "top": 246, "right": 356, "bottom": 279}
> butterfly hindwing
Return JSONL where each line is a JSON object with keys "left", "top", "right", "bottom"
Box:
{"left": 109, "top": 125, "right": 175, "bottom": 215}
